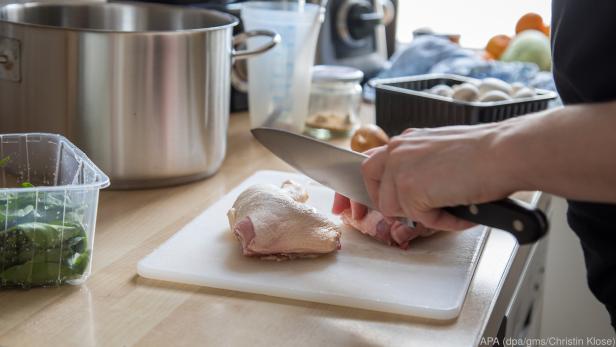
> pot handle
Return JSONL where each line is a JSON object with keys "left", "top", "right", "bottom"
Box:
{"left": 232, "top": 30, "right": 281, "bottom": 60}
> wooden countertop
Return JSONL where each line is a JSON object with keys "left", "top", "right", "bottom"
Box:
{"left": 0, "top": 112, "right": 537, "bottom": 347}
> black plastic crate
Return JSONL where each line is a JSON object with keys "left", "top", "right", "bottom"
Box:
{"left": 374, "top": 74, "right": 558, "bottom": 136}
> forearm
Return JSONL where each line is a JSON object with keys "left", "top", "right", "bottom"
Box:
{"left": 495, "top": 101, "right": 616, "bottom": 203}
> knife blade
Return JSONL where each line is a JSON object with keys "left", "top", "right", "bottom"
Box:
{"left": 253, "top": 128, "right": 373, "bottom": 208}
{"left": 251, "top": 127, "right": 549, "bottom": 244}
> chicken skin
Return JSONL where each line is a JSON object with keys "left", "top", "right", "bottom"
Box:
{"left": 227, "top": 181, "right": 341, "bottom": 260}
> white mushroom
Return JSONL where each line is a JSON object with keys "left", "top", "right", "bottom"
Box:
{"left": 428, "top": 84, "right": 454, "bottom": 97}
{"left": 478, "top": 78, "right": 513, "bottom": 96}
{"left": 478, "top": 90, "right": 511, "bottom": 102}
{"left": 467, "top": 79, "right": 482, "bottom": 87}
{"left": 510, "top": 82, "right": 526, "bottom": 95}
{"left": 512, "top": 87, "right": 536, "bottom": 99}
{"left": 451, "top": 83, "right": 480, "bottom": 102}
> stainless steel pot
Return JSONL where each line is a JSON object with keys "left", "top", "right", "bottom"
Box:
{"left": 0, "top": 2, "right": 278, "bottom": 189}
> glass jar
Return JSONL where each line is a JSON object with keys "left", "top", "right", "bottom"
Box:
{"left": 305, "top": 65, "right": 363, "bottom": 139}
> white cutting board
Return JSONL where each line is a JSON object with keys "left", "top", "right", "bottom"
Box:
{"left": 138, "top": 170, "right": 488, "bottom": 320}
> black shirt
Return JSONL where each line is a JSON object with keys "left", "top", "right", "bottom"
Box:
{"left": 552, "top": 1, "right": 616, "bottom": 329}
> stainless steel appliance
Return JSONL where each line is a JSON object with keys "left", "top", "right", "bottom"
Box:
{"left": 181, "top": 1, "right": 251, "bottom": 112}
{"left": 0, "top": 2, "right": 278, "bottom": 189}
{"left": 315, "top": 0, "right": 396, "bottom": 80}
{"left": 126, "top": 0, "right": 397, "bottom": 111}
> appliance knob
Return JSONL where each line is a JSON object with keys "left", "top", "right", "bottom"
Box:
{"left": 336, "top": 0, "right": 383, "bottom": 47}
{"left": 348, "top": 3, "right": 383, "bottom": 40}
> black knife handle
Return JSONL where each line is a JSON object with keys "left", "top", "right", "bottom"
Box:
{"left": 443, "top": 198, "right": 549, "bottom": 245}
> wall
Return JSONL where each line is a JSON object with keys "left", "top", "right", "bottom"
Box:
{"left": 396, "top": 0, "right": 551, "bottom": 48}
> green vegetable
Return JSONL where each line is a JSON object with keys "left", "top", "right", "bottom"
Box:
{"left": 0, "top": 192, "right": 89, "bottom": 288}
{"left": 0, "top": 156, "right": 9, "bottom": 168}
{"left": 500, "top": 30, "right": 552, "bottom": 71}
{"left": 20, "top": 182, "right": 34, "bottom": 188}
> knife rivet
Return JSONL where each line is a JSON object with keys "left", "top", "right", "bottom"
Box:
{"left": 513, "top": 220, "right": 524, "bottom": 232}
{"left": 469, "top": 204, "right": 479, "bottom": 215}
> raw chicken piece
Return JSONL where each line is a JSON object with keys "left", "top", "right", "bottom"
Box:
{"left": 340, "top": 209, "right": 438, "bottom": 249}
{"left": 227, "top": 180, "right": 341, "bottom": 260}
{"left": 280, "top": 180, "right": 309, "bottom": 203}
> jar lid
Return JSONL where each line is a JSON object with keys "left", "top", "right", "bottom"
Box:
{"left": 312, "top": 65, "right": 364, "bottom": 83}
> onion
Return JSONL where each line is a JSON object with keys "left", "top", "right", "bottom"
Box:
{"left": 350, "top": 124, "right": 390, "bottom": 152}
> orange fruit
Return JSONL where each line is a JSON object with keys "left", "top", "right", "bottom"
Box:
{"left": 516, "top": 12, "right": 545, "bottom": 34}
{"left": 482, "top": 50, "right": 495, "bottom": 61}
{"left": 542, "top": 24, "right": 550, "bottom": 36}
{"left": 485, "top": 34, "right": 511, "bottom": 59}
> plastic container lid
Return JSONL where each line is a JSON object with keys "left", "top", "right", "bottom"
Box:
{"left": 312, "top": 65, "right": 364, "bottom": 83}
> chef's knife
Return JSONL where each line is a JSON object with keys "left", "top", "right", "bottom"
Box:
{"left": 251, "top": 127, "right": 548, "bottom": 245}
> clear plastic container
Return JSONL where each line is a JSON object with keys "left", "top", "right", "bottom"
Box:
{"left": 0, "top": 133, "right": 110, "bottom": 288}
{"left": 242, "top": 1, "right": 323, "bottom": 133}
{"left": 305, "top": 65, "right": 364, "bottom": 139}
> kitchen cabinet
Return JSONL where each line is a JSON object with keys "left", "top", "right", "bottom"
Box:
{"left": 0, "top": 112, "right": 549, "bottom": 347}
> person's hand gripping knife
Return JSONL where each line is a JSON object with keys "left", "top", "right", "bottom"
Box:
{"left": 331, "top": 122, "right": 537, "bottom": 246}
